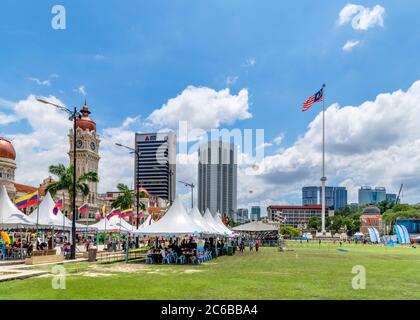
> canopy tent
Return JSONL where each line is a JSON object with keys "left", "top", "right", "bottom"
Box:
{"left": 116, "top": 217, "right": 136, "bottom": 232}
{"left": 231, "top": 221, "right": 278, "bottom": 240}
{"left": 89, "top": 216, "right": 127, "bottom": 233}
{"left": 27, "top": 192, "right": 88, "bottom": 231}
{"left": 213, "top": 212, "right": 234, "bottom": 236}
{"left": 188, "top": 206, "right": 217, "bottom": 234}
{"left": 0, "top": 185, "right": 34, "bottom": 228}
{"left": 232, "top": 221, "right": 278, "bottom": 232}
{"left": 133, "top": 198, "right": 203, "bottom": 236}
{"left": 139, "top": 215, "right": 155, "bottom": 228}
{"left": 203, "top": 209, "right": 225, "bottom": 235}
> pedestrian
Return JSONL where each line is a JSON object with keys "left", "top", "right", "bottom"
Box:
{"left": 255, "top": 240, "right": 260, "bottom": 252}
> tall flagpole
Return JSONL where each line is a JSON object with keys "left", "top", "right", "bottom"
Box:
{"left": 321, "top": 84, "right": 327, "bottom": 235}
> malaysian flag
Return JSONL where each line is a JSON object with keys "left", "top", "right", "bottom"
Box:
{"left": 302, "top": 85, "right": 325, "bottom": 112}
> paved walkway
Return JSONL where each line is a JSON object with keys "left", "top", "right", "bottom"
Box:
{"left": 0, "top": 258, "right": 89, "bottom": 282}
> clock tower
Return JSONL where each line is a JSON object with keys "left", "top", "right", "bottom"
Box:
{"left": 68, "top": 102, "right": 101, "bottom": 220}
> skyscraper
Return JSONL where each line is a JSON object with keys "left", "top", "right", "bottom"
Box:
{"left": 135, "top": 132, "right": 176, "bottom": 202}
{"left": 251, "top": 206, "right": 261, "bottom": 221}
{"left": 302, "top": 186, "right": 318, "bottom": 205}
{"left": 235, "top": 208, "right": 249, "bottom": 224}
{"left": 386, "top": 193, "right": 397, "bottom": 203}
{"left": 333, "top": 187, "right": 348, "bottom": 211}
{"left": 358, "top": 186, "right": 386, "bottom": 206}
{"left": 302, "top": 186, "right": 347, "bottom": 211}
{"left": 198, "top": 141, "right": 237, "bottom": 219}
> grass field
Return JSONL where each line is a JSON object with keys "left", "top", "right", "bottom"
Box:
{"left": 1, "top": 242, "right": 419, "bottom": 300}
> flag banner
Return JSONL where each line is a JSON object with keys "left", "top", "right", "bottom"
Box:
{"left": 16, "top": 191, "right": 39, "bottom": 209}
{"left": 119, "top": 208, "right": 134, "bottom": 218}
{"left": 79, "top": 203, "right": 89, "bottom": 214}
{"left": 223, "top": 213, "right": 228, "bottom": 226}
{"left": 52, "top": 197, "right": 64, "bottom": 216}
{"left": 107, "top": 208, "right": 121, "bottom": 220}
{"left": 55, "top": 197, "right": 63, "bottom": 209}
{"left": 302, "top": 86, "right": 324, "bottom": 112}
{"left": 133, "top": 211, "right": 144, "bottom": 221}
{"left": 99, "top": 205, "right": 106, "bottom": 219}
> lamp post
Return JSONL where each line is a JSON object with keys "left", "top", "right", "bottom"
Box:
{"left": 36, "top": 98, "right": 80, "bottom": 260}
{"left": 115, "top": 143, "right": 141, "bottom": 230}
{"left": 178, "top": 180, "right": 194, "bottom": 208}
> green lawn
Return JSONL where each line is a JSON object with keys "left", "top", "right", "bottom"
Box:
{"left": 1, "top": 243, "right": 420, "bottom": 300}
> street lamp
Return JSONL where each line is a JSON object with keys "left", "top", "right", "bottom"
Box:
{"left": 178, "top": 180, "right": 194, "bottom": 209}
{"left": 36, "top": 98, "right": 81, "bottom": 260}
{"left": 115, "top": 143, "right": 141, "bottom": 230}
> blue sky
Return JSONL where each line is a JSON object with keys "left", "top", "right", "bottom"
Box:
{"left": 1, "top": 1, "right": 420, "bottom": 209}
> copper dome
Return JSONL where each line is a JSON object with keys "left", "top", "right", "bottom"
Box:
{"left": 76, "top": 103, "right": 96, "bottom": 131}
{"left": 0, "top": 137, "right": 16, "bottom": 160}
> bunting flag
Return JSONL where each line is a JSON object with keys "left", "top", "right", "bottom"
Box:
{"left": 79, "top": 203, "right": 89, "bottom": 214}
{"left": 107, "top": 208, "right": 121, "bottom": 220}
{"left": 223, "top": 213, "right": 228, "bottom": 226}
{"left": 97, "top": 204, "right": 106, "bottom": 220}
{"left": 52, "top": 197, "right": 63, "bottom": 215}
{"left": 119, "top": 208, "right": 134, "bottom": 218}
{"left": 16, "top": 191, "right": 39, "bottom": 209}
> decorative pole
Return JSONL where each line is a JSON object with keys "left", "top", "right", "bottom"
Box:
{"left": 320, "top": 84, "right": 327, "bottom": 235}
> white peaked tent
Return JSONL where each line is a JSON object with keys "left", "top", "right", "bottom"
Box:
{"left": 203, "top": 209, "right": 224, "bottom": 235}
{"left": 213, "top": 212, "right": 234, "bottom": 236}
{"left": 0, "top": 185, "right": 34, "bottom": 228}
{"left": 116, "top": 217, "right": 135, "bottom": 232}
{"left": 134, "top": 198, "right": 203, "bottom": 235}
{"left": 90, "top": 216, "right": 127, "bottom": 232}
{"left": 139, "top": 215, "right": 155, "bottom": 228}
{"left": 27, "top": 192, "right": 87, "bottom": 230}
{"left": 188, "top": 206, "right": 216, "bottom": 234}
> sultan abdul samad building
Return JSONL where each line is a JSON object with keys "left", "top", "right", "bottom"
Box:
{"left": 0, "top": 102, "right": 107, "bottom": 222}
{"left": 0, "top": 101, "right": 168, "bottom": 223}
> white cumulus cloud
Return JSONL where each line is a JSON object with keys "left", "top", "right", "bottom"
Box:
{"left": 343, "top": 40, "right": 360, "bottom": 52}
{"left": 146, "top": 86, "right": 251, "bottom": 131}
{"left": 338, "top": 4, "right": 385, "bottom": 31}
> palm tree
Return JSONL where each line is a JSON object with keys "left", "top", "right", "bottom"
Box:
{"left": 112, "top": 184, "right": 146, "bottom": 225}
{"left": 112, "top": 183, "right": 134, "bottom": 210}
{"left": 46, "top": 164, "right": 99, "bottom": 210}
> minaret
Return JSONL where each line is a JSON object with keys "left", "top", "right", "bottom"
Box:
{"left": 68, "top": 101, "right": 101, "bottom": 220}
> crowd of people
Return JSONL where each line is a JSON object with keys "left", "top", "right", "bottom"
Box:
{"left": 144, "top": 237, "right": 262, "bottom": 264}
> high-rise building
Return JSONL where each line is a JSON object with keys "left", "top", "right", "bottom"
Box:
{"left": 235, "top": 208, "right": 249, "bottom": 224}
{"left": 198, "top": 141, "right": 237, "bottom": 219}
{"left": 251, "top": 206, "right": 261, "bottom": 221}
{"left": 325, "top": 186, "right": 335, "bottom": 209}
{"left": 302, "top": 186, "right": 318, "bottom": 205}
{"left": 358, "top": 186, "right": 386, "bottom": 206}
{"left": 135, "top": 132, "right": 176, "bottom": 202}
{"left": 333, "top": 187, "right": 348, "bottom": 211}
{"left": 302, "top": 186, "right": 347, "bottom": 211}
{"left": 386, "top": 193, "right": 397, "bottom": 203}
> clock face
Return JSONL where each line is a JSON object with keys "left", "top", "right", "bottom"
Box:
{"left": 76, "top": 140, "right": 83, "bottom": 149}
{"left": 90, "top": 141, "right": 96, "bottom": 151}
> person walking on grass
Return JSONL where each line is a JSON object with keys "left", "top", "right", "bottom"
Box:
{"left": 255, "top": 240, "right": 260, "bottom": 252}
